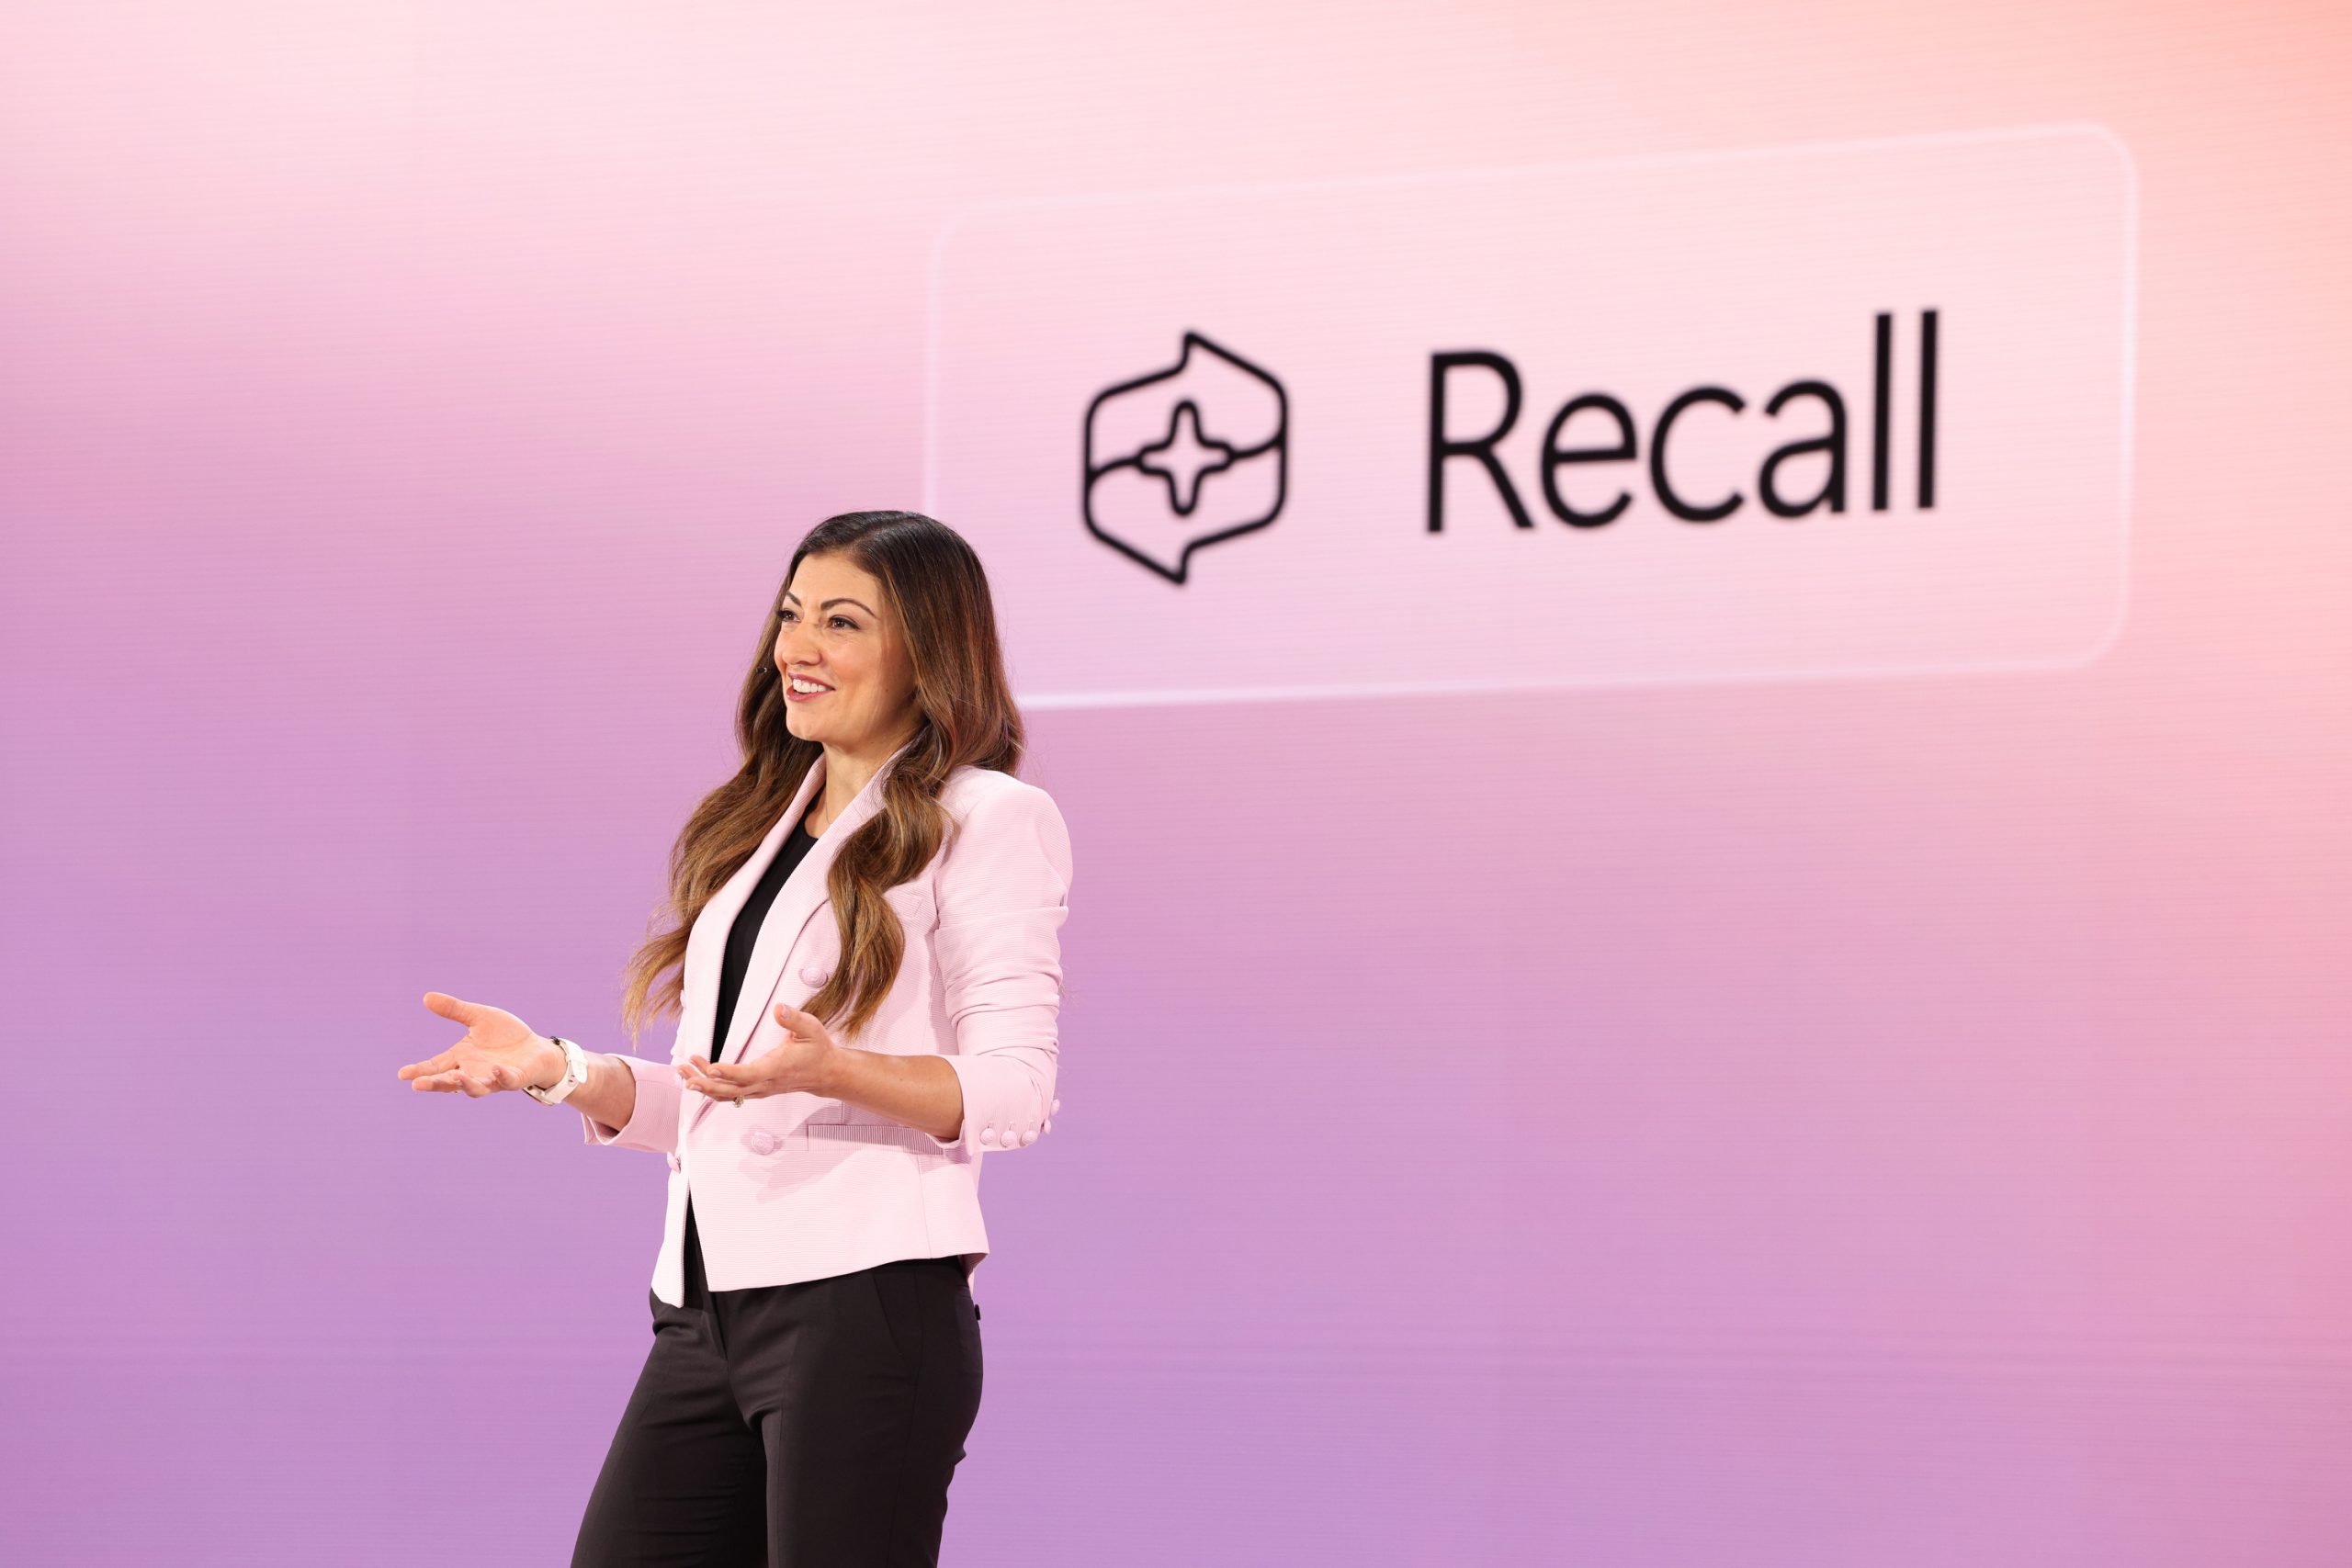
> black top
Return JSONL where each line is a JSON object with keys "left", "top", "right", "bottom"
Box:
{"left": 710, "top": 808, "right": 822, "bottom": 1063}
{"left": 684, "top": 806, "right": 820, "bottom": 1299}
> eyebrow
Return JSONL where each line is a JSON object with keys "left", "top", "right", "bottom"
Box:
{"left": 781, "top": 592, "right": 877, "bottom": 615}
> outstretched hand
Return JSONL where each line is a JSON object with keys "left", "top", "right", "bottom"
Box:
{"left": 679, "top": 1001, "right": 840, "bottom": 1106}
{"left": 400, "top": 991, "right": 563, "bottom": 1097}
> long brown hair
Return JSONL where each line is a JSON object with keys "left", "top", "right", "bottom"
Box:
{"left": 617, "top": 511, "right": 1025, "bottom": 1047}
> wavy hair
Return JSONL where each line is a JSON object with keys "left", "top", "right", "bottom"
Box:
{"left": 617, "top": 511, "right": 1024, "bottom": 1047}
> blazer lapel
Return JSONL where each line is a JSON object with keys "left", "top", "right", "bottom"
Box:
{"left": 692, "top": 735, "right": 919, "bottom": 1087}
{"left": 673, "top": 761, "right": 820, "bottom": 1068}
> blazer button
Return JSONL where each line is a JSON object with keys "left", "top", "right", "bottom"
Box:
{"left": 799, "top": 964, "right": 830, "bottom": 986}
{"left": 1020, "top": 1126, "right": 1038, "bottom": 1145}
{"left": 1050, "top": 1098, "right": 1061, "bottom": 1115}
{"left": 744, "top": 1129, "right": 780, "bottom": 1156}
{"left": 1042, "top": 1118, "right": 1052, "bottom": 1134}
{"left": 980, "top": 1124, "right": 997, "bottom": 1145}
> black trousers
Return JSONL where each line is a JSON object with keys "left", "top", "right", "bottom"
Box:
{"left": 572, "top": 1201, "right": 985, "bottom": 1567}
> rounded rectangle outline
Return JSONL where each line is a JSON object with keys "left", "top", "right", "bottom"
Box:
{"left": 923, "top": 121, "right": 2139, "bottom": 710}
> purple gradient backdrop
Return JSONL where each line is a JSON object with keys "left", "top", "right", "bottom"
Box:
{"left": 4, "top": 3, "right": 2348, "bottom": 1563}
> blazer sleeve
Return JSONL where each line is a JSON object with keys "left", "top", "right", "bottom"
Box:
{"left": 932, "top": 779, "right": 1073, "bottom": 1154}
{"left": 578, "top": 1052, "right": 684, "bottom": 1155}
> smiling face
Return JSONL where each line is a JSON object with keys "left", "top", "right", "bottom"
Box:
{"left": 773, "top": 551, "right": 923, "bottom": 760}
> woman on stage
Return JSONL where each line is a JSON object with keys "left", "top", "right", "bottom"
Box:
{"left": 397, "top": 510, "right": 1075, "bottom": 1566}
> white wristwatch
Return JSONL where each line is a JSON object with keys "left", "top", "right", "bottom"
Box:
{"left": 524, "top": 1035, "right": 592, "bottom": 1105}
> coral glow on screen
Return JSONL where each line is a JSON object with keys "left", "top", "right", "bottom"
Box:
{"left": 1, "top": 4, "right": 2346, "bottom": 1566}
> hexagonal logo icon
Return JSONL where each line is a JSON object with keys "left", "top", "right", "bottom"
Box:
{"left": 1081, "top": 332, "right": 1288, "bottom": 584}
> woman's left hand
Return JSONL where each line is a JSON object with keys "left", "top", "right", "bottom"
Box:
{"left": 679, "top": 1001, "right": 841, "bottom": 1105}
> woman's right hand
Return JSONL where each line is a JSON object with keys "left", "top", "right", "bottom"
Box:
{"left": 400, "top": 991, "right": 564, "bottom": 1097}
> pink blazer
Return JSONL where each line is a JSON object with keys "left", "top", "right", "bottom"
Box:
{"left": 582, "top": 736, "right": 1073, "bottom": 1306}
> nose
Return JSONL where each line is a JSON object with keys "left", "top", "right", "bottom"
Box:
{"left": 774, "top": 614, "right": 820, "bottom": 669}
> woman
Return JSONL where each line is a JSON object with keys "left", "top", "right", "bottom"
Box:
{"left": 397, "top": 510, "right": 1074, "bottom": 1567}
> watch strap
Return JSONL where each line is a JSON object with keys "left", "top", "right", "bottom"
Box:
{"left": 526, "top": 1036, "right": 588, "bottom": 1104}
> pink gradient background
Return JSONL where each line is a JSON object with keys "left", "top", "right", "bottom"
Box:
{"left": 3, "top": 3, "right": 2347, "bottom": 1563}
